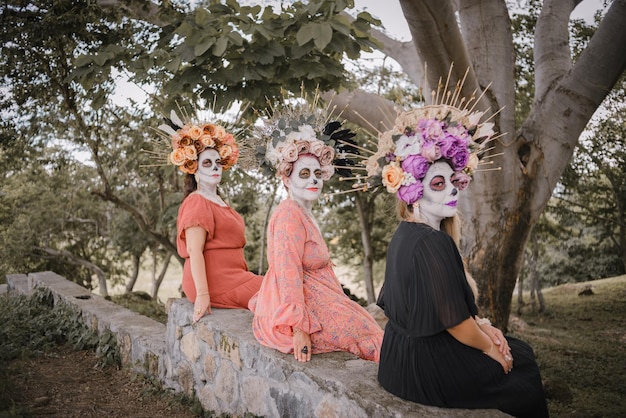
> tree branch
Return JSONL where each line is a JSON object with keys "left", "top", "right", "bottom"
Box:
{"left": 534, "top": 0, "right": 577, "bottom": 99}
{"left": 341, "top": 11, "right": 424, "bottom": 85}
{"left": 35, "top": 246, "right": 109, "bottom": 297}
{"left": 323, "top": 90, "right": 399, "bottom": 136}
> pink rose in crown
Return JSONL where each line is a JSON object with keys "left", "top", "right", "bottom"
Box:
{"left": 418, "top": 119, "right": 445, "bottom": 142}
{"left": 421, "top": 140, "right": 441, "bottom": 162}
{"left": 277, "top": 161, "right": 293, "bottom": 177}
{"left": 309, "top": 140, "right": 325, "bottom": 157}
{"left": 282, "top": 143, "right": 299, "bottom": 163}
{"left": 318, "top": 146, "right": 335, "bottom": 166}
{"left": 446, "top": 124, "right": 469, "bottom": 140}
{"left": 295, "top": 140, "right": 311, "bottom": 155}
{"left": 452, "top": 171, "right": 472, "bottom": 191}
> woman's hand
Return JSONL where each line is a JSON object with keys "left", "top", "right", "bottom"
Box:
{"left": 479, "top": 322, "right": 511, "bottom": 356}
{"left": 448, "top": 317, "right": 513, "bottom": 374}
{"left": 193, "top": 293, "right": 211, "bottom": 323}
{"left": 292, "top": 328, "right": 312, "bottom": 362}
{"left": 483, "top": 341, "right": 514, "bottom": 374}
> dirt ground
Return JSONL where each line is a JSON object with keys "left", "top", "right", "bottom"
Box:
{"left": 5, "top": 345, "right": 200, "bottom": 418}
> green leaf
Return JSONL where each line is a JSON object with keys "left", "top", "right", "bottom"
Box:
{"left": 356, "top": 11, "right": 381, "bottom": 26}
{"left": 313, "top": 22, "right": 333, "bottom": 50}
{"left": 94, "top": 53, "right": 111, "bottom": 67}
{"left": 74, "top": 55, "right": 93, "bottom": 67}
{"left": 165, "top": 56, "right": 182, "bottom": 72}
{"left": 194, "top": 7, "right": 211, "bottom": 26}
{"left": 265, "top": 40, "right": 286, "bottom": 57}
{"left": 255, "top": 25, "right": 273, "bottom": 41}
{"left": 329, "top": 18, "right": 350, "bottom": 36}
{"left": 91, "top": 91, "right": 107, "bottom": 110}
{"left": 195, "top": 36, "right": 216, "bottom": 56}
{"left": 175, "top": 21, "right": 193, "bottom": 37}
{"left": 296, "top": 23, "right": 315, "bottom": 46}
{"left": 228, "top": 31, "right": 244, "bottom": 46}
{"left": 213, "top": 36, "right": 228, "bottom": 56}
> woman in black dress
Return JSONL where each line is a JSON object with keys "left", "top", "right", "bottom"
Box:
{"left": 365, "top": 103, "right": 549, "bottom": 417}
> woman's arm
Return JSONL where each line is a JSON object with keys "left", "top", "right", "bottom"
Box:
{"left": 186, "top": 226, "right": 211, "bottom": 322}
{"left": 447, "top": 317, "right": 513, "bottom": 373}
{"left": 475, "top": 317, "right": 511, "bottom": 355}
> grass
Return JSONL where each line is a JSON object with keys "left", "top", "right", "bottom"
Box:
{"left": 509, "top": 276, "right": 626, "bottom": 418}
{"left": 1, "top": 275, "right": 625, "bottom": 417}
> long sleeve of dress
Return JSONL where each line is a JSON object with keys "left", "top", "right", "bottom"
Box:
{"left": 265, "top": 203, "right": 322, "bottom": 336}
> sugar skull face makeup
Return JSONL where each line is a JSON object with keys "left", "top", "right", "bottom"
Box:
{"left": 285, "top": 155, "right": 323, "bottom": 206}
{"left": 419, "top": 161, "right": 459, "bottom": 223}
{"left": 195, "top": 148, "right": 222, "bottom": 189}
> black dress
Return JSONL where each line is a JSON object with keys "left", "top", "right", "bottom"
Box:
{"left": 377, "top": 222, "right": 548, "bottom": 418}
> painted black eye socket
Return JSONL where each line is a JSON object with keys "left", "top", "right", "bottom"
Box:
{"left": 429, "top": 175, "right": 446, "bottom": 191}
{"left": 298, "top": 167, "right": 323, "bottom": 179}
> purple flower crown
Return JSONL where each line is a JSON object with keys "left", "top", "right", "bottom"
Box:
{"left": 364, "top": 105, "right": 496, "bottom": 205}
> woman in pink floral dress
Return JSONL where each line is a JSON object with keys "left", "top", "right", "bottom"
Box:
{"left": 247, "top": 106, "right": 383, "bottom": 362}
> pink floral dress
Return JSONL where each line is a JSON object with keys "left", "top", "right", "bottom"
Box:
{"left": 248, "top": 199, "right": 383, "bottom": 361}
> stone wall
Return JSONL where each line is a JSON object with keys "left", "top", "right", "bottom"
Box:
{"left": 5, "top": 271, "right": 509, "bottom": 418}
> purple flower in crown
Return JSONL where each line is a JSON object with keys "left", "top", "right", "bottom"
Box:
{"left": 450, "top": 148, "right": 470, "bottom": 171}
{"left": 401, "top": 154, "right": 430, "bottom": 180}
{"left": 418, "top": 118, "right": 445, "bottom": 142}
{"left": 397, "top": 181, "right": 424, "bottom": 205}
{"left": 440, "top": 135, "right": 467, "bottom": 160}
{"left": 385, "top": 151, "right": 396, "bottom": 163}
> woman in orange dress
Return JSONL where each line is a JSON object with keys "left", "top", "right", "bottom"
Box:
{"left": 247, "top": 107, "right": 383, "bottom": 362}
{"left": 160, "top": 112, "right": 262, "bottom": 323}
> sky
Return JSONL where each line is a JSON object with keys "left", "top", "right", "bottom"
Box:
{"left": 353, "top": 0, "right": 603, "bottom": 41}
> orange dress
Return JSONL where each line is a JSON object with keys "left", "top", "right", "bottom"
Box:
{"left": 176, "top": 193, "right": 262, "bottom": 309}
{"left": 248, "top": 199, "right": 383, "bottom": 361}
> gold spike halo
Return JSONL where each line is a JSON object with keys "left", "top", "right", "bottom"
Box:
{"left": 239, "top": 86, "right": 360, "bottom": 182}
{"left": 144, "top": 98, "right": 249, "bottom": 174}
{"left": 326, "top": 65, "right": 504, "bottom": 205}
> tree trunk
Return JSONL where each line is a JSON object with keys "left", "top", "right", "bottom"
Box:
{"left": 354, "top": 194, "right": 376, "bottom": 304}
{"left": 516, "top": 276, "right": 524, "bottom": 316}
{"left": 332, "top": 0, "right": 626, "bottom": 330}
{"left": 258, "top": 182, "right": 279, "bottom": 275}
{"left": 125, "top": 252, "right": 141, "bottom": 294}
{"left": 528, "top": 231, "right": 539, "bottom": 313}
{"left": 151, "top": 252, "right": 171, "bottom": 299}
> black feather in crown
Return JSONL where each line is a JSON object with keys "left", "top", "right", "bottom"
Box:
{"left": 323, "top": 121, "right": 358, "bottom": 178}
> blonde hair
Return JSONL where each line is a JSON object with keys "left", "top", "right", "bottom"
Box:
{"left": 396, "top": 199, "right": 478, "bottom": 299}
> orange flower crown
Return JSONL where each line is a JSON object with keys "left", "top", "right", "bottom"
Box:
{"left": 157, "top": 110, "right": 239, "bottom": 174}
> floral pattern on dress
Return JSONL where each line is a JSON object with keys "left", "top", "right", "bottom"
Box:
{"left": 249, "top": 199, "right": 383, "bottom": 361}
